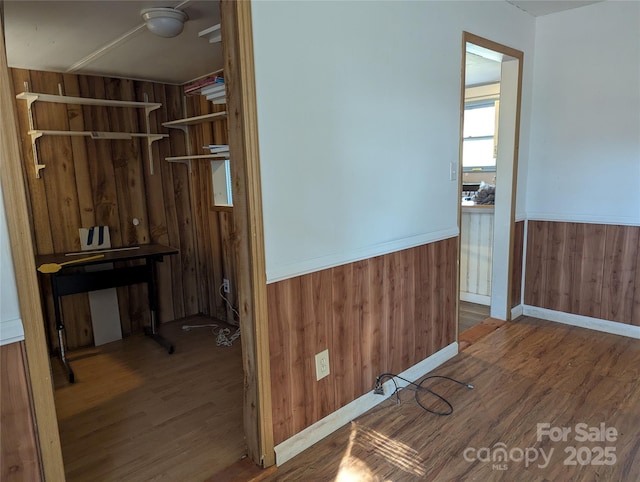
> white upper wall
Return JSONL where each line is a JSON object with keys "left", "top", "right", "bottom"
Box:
{"left": 252, "top": 1, "right": 535, "bottom": 282}
{"left": 0, "top": 179, "right": 24, "bottom": 345}
{"left": 527, "top": 1, "right": 640, "bottom": 225}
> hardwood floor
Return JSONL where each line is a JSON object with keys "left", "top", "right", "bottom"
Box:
{"left": 266, "top": 317, "right": 640, "bottom": 481}
{"left": 459, "top": 300, "right": 490, "bottom": 333}
{"left": 52, "top": 317, "right": 245, "bottom": 481}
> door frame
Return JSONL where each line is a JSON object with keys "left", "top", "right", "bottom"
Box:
{"left": 0, "top": 20, "right": 66, "bottom": 481}
{"left": 457, "top": 32, "right": 524, "bottom": 329}
{"left": 221, "top": 0, "right": 274, "bottom": 468}
{"left": 0, "top": 1, "right": 274, "bottom": 478}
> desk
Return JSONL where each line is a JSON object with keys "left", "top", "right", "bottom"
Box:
{"left": 36, "top": 244, "right": 179, "bottom": 383}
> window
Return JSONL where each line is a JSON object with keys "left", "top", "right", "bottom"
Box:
{"left": 462, "top": 101, "right": 498, "bottom": 171}
{"left": 210, "top": 159, "right": 233, "bottom": 207}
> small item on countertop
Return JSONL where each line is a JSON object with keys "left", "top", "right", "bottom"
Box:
{"left": 473, "top": 181, "right": 495, "bottom": 205}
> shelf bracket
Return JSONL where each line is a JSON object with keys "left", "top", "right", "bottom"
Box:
{"left": 23, "top": 95, "right": 46, "bottom": 178}
{"left": 143, "top": 92, "right": 162, "bottom": 175}
{"left": 164, "top": 125, "right": 191, "bottom": 173}
{"left": 166, "top": 158, "right": 192, "bottom": 174}
{"left": 146, "top": 134, "right": 167, "bottom": 176}
{"left": 29, "top": 131, "right": 46, "bottom": 178}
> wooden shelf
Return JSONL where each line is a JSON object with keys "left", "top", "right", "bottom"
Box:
{"left": 28, "top": 130, "right": 167, "bottom": 141}
{"left": 16, "top": 92, "right": 162, "bottom": 111}
{"left": 165, "top": 153, "right": 229, "bottom": 162}
{"left": 16, "top": 90, "right": 165, "bottom": 177}
{"left": 163, "top": 110, "right": 229, "bottom": 166}
{"left": 165, "top": 153, "right": 230, "bottom": 175}
{"left": 162, "top": 111, "right": 227, "bottom": 128}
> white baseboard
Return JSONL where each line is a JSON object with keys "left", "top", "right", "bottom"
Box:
{"left": 511, "top": 304, "right": 523, "bottom": 319}
{"left": 273, "top": 342, "right": 459, "bottom": 466}
{"left": 523, "top": 305, "right": 640, "bottom": 339}
{"left": 460, "top": 292, "right": 491, "bottom": 306}
{"left": 0, "top": 317, "right": 24, "bottom": 346}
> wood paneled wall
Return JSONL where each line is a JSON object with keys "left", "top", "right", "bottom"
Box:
{"left": 267, "top": 237, "right": 457, "bottom": 445}
{"left": 511, "top": 220, "right": 524, "bottom": 309}
{"left": 185, "top": 95, "right": 237, "bottom": 321}
{"left": 460, "top": 209, "right": 494, "bottom": 302}
{"left": 525, "top": 220, "right": 640, "bottom": 325}
{"left": 0, "top": 342, "right": 41, "bottom": 481}
{"left": 10, "top": 68, "right": 235, "bottom": 349}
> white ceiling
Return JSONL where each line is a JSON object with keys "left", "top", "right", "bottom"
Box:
{"left": 466, "top": 53, "right": 502, "bottom": 87}
{"left": 4, "top": 0, "right": 222, "bottom": 85}
{"left": 3, "top": 1, "right": 604, "bottom": 86}
{"left": 507, "top": 0, "right": 603, "bottom": 17}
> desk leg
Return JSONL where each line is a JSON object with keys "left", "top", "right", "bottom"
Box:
{"left": 144, "top": 259, "right": 174, "bottom": 354}
{"left": 51, "top": 278, "right": 75, "bottom": 383}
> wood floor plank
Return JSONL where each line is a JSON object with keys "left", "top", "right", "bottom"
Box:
{"left": 267, "top": 317, "right": 640, "bottom": 481}
{"left": 459, "top": 301, "right": 490, "bottom": 333}
{"left": 53, "top": 317, "right": 245, "bottom": 481}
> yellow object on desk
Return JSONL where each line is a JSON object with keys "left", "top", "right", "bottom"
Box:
{"left": 37, "top": 254, "right": 105, "bottom": 274}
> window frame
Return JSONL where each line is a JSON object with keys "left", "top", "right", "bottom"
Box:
{"left": 462, "top": 99, "right": 499, "bottom": 172}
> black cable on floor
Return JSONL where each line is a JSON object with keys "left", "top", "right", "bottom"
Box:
{"left": 373, "top": 373, "right": 474, "bottom": 416}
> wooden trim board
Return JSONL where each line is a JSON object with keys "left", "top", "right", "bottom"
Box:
{"left": 221, "top": 0, "right": 275, "bottom": 468}
{"left": 0, "top": 24, "right": 66, "bottom": 481}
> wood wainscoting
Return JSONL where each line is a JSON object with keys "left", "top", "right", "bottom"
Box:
{"left": 0, "top": 342, "right": 41, "bottom": 481}
{"left": 267, "top": 237, "right": 457, "bottom": 445}
{"left": 511, "top": 220, "right": 524, "bottom": 309}
{"left": 525, "top": 220, "right": 640, "bottom": 325}
{"left": 10, "top": 68, "right": 236, "bottom": 349}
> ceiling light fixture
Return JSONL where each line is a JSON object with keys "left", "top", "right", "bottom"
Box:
{"left": 141, "top": 7, "right": 188, "bottom": 38}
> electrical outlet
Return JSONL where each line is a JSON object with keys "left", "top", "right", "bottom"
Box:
{"left": 315, "top": 349, "right": 330, "bottom": 381}
{"left": 222, "top": 278, "right": 230, "bottom": 293}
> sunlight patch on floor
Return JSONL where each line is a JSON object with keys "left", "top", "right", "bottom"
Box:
{"left": 54, "top": 353, "right": 144, "bottom": 420}
{"left": 336, "top": 422, "right": 426, "bottom": 481}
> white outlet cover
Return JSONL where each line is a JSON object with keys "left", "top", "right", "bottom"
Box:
{"left": 315, "top": 349, "right": 330, "bottom": 381}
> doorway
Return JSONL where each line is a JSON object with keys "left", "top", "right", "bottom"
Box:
{"left": 458, "top": 33, "right": 523, "bottom": 335}
{"left": 0, "top": 2, "right": 272, "bottom": 479}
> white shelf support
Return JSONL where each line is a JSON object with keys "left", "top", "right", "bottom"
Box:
{"left": 163, "top": 107, "right": 229, "bottom": 166}
{"left": 165, "top": 153, "right": 229, "bottom": 161}
{"left": 23, "top": 94, "right": 46, "bottom": 177}
{"left": 166, "top": 157, "right": 192, "bottom": 174}
{"left": 29, "top": 131, "right": 46, "bottom": 178}
{"left": 16, "top": 90, "right": 166, "bottom": 178}
{"left": 199, "top": 24, "right": 221, "bottom": 43}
